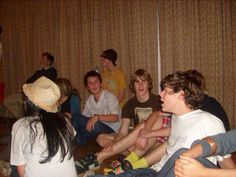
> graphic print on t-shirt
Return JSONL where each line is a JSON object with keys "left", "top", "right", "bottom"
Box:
{"left": 134, "top": 107, "right": 153, "bottom": 124}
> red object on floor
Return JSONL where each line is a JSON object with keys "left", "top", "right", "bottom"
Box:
{"left": 0, "top": 82, "right": 5, "bottom": 104}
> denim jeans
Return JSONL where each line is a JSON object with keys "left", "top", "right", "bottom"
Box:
{"left": 10, "top": 165, "right": 18, "bottom": 177}
{"left": 157, "top": 148, "right": 218, "bottom": 177}
{"left": 74, "top": 113, "right": 115, "bottom": 145}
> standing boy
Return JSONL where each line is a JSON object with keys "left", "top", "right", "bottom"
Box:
{"left": 100, "top": 49, "right": 126, "bottom": 107}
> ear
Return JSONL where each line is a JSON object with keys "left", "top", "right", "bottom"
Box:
{"left": 178, "top": 90, "right": 185, "bottom": 100}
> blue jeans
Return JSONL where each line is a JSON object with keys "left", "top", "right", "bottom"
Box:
{"left": 10, "top": 165, "right": 18, "bottom": 177}
{"left": 74, "top": 113, "right": 115, "bottom": 145}
{"left": 157, "top": 148, "right": 218, "bottom": 177}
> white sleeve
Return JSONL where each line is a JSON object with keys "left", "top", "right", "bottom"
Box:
{"left": 10, "top": 120, "right": 27, "bottom": 166}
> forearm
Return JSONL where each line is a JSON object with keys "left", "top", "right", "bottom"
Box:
{"left": 144, "top": 111, "right": 161, "bottom": 130}
{"left": 97, "top": 114, "right": 119, "bottom": 122}
{"left": 218, "top": 157, "right": 236, "bottom": 169}
{"left": 149, "top": 127, "right": 170, "bottom": 138}
{"left": 181, "top": 143, "right": 203, "bottom": 158}
{"left": 16, "top": 165, "right": 25, "bottom": 177}
{"left": 113, "top": 132, "right": 128, "bottom": 142}
{"left": 203, "top": 168, "right": 236, "bottom": 177}
{"left": 117, "top": 89, "right": 125, "bottom": 103}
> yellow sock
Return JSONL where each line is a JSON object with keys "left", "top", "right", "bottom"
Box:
{"left": 131, "top": 157, "right": 148, "bottom": 169}
{"left": 124, "top": 152, "right": 139, "bottom": 163}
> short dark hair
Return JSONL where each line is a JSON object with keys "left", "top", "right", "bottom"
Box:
{"left": 101, "top": 49, "right": 117, "bottom": 66}
{"left": 161, "top": 71, "right": 204, "bottom": 110}
{"left": 185, "top": 69, "right": 207, "bottom": 93}
{"left": 84, "top": 70, "right": 102, "bottom": 87}
{"left": 42, "top": 52, "right": 54, "bottom": 65}
{"left": 129, "top": 69, "right": 153, "bottom": 93}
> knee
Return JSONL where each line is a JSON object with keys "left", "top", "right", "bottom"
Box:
{"left": 96, "top": 134, "right": 107, "bottom": 147}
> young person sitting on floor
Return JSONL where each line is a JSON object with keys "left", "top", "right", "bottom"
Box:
{"left": 75, "top": 70, "right": 121, "bottom": 145}
{"left": 56, "top": 78, "right": 81, "bottom": 131}
{"left": 96, "top": 69, "right": 169, "bottom": 164}
{"left": 174, "top": 129, "right": 236, "bottom": 177}
{"left": 10, "top": 76, "right": 77, "bottom": 177}
{"left": 90, "top": 70, "right": 233, "bottom": 177}
{"left": 99, "top": 69, "right": 231, "bottom": 175}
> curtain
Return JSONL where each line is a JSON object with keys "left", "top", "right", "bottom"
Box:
{"left": 0, "top": 0, "right": 159, "bottom": 106}
{"left": 0, "top": 0, "right": 235, "bottom": 128}
{"left": 158, "top": 0, "right": 236, "bottom": 128}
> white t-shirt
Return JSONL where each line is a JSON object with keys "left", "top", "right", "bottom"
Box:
{"left": 10, "top": 116, "right": 77, "bottom": 177}
{"left": 152, "top": 109, "right": 227, "bottom": 171}
{"left": 82, "top": 90, "right": 121, "bottom": 132}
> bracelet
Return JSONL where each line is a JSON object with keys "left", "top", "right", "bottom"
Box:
{"left": 202, "top": 137, "right": 217, "bottom": 155}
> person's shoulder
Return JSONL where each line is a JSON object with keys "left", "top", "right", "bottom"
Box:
{"left": 103, "top": 90, "right": 118, "bottom": 99}
{"left": 194, "top": 110, "right": 223, "bottom": 123}
{"left": 123, "top": 96, "right": 136, "bottom": 109}
{"left": 70, "top": 94, "right": 79, "bottom": 101}
{"left": 203, "top": 95, "right": 220, "bottom": 105}
{"left": 149, "top": 93, "right": 160, "bottom": 100}
{"left": 12, "top": 116, "right": 38, "bottom": 132}
{"left": 114, "top": 67, "right": 125, "bottom": 75}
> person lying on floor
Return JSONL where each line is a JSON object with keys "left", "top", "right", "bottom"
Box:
{"left": 88, "top": 70, "right": 233, "bottom": 177}
{"left": 174, "top": 129, "right": 236, "bottom": 177}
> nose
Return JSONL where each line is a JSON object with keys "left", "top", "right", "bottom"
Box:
{"left": 160, "top": 90, "right": 165, "bottom": 98}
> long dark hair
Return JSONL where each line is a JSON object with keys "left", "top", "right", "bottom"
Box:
{"left": 26, "top": 100, "right": 74, "bottom": 163}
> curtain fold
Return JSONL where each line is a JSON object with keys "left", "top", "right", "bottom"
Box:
{"left": 0, "top": 0, "right": 235, "bottom": 128}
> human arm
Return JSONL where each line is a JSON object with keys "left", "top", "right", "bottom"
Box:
{"left": 10, "top": 120, "right": 27, "bottom": 177}
{"left": 138, "top": 127, "right": 171, "bottom": 139}
{"left": 70, "top": 95, "right": 81, "bottom": 115}
{"left": 101, "top": 118, "right": 131, "bottom": 151}
{"left": 16, "top": 165, "right": 25, "bottom": 177}
{"left": 174, "top": 156, "right": 236, "bottom": 177}
{"left": 117, "top": 88, "right": 125, "bottom": 103}
{"left": 113, "top": 118, "right": 131, "bottom": 142}
{"left": 86, "top": 114, "right": 119, "bottom": 131}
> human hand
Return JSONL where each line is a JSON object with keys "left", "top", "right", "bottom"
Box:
{"left": 135, "top": 137, "right": 148, "bottom": 150}
{"left": 138, "top": 129, "right": 152, "bottom": 139}
{"left": 174, "top": 156, "right": 205, "bottom": 177}
{"left": 86, "top": 116, "right": 99, "bottom": 131}
{"left": 101, "top": 142, "right": 114, "bottom": 153}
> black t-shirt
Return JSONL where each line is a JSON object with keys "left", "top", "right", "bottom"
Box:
{"left": 201, "top": 94, "right": 230, "bottom": 131}
{"left": 122, "top": 93, "right": 161, "bottom": 126}
{"left": 26, "top": 66, "right": 57, "bottom": 83}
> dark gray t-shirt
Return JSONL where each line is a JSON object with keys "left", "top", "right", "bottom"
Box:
{"left": 122, "top": 93, "right": 161, "bottom": 126}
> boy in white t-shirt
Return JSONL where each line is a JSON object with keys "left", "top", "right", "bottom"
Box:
{"left": 90, "top": 71, "right": 234, "bottom": 177}
{"left": 75, "top": 70, "right": 121, "bottom": 145}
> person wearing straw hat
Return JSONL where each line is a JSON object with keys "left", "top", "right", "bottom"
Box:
{"left": 10, "top": 76, "right": 77, "bottom": 177}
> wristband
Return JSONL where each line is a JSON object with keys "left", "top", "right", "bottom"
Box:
{"left": 202, "top": 137, "right": 217, "bottom": 155}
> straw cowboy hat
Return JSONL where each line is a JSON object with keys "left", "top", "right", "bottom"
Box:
{"left": 23, "top": 76, "right": 61, "bottom": 113}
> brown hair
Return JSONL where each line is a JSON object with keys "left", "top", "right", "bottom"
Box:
{"left": 129, "top": 69, "right": 153, "bottom": 93}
